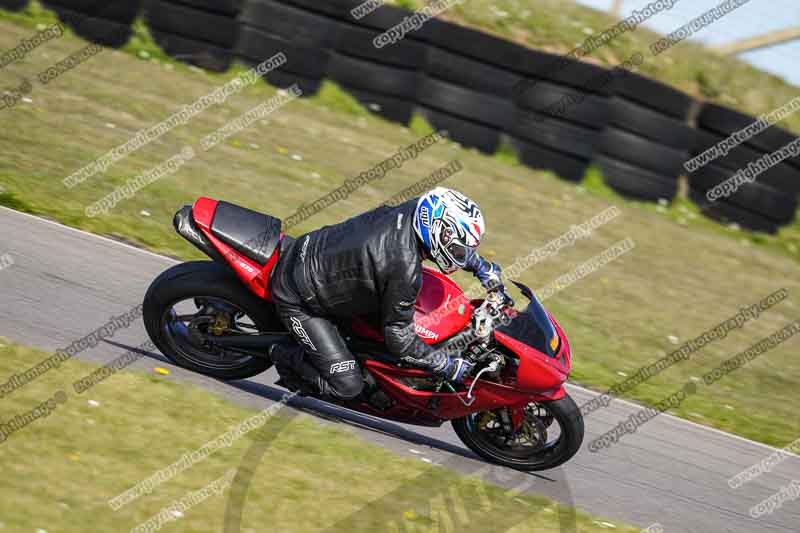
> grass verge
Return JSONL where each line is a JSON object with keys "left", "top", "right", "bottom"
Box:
{"left": 0, "top": 339, "right": 639, "bottom": 532}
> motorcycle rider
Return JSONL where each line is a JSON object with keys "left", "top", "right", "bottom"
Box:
{"left": 268, "top": 187, "right": 508, "bottom": 400}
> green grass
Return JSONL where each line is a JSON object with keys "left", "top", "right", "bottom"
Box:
{"left": 0, "top": 10, "right": 798, "bottom": 448}
{"left": 315, "top": 79, "right": 373, "bottom": 119}
{"left": 0, "top": 340, "right": 640, "bottom": 532}
{"left": 0, "top": 190, "right": 36, "bottom": 213}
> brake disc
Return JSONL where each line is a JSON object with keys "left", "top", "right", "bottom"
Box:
{"left": 519, "top": 415, "right": 548, "bottom": 451}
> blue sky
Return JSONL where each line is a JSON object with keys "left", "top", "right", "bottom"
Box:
{"left": 575, "top": 0, "right": 800, "bottom": 87}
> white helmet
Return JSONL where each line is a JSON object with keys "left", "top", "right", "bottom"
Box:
{"left": 413, "top": 187, "right": 485, "bottom": 274}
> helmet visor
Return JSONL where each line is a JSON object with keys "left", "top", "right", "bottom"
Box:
{"left": 446, "top": 241, "right": 477, "bottom": 269}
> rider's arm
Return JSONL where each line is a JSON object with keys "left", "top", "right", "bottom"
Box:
{"left": 464, "top": 254, "right": 502, "bottom": 289}
{"left": 381, "top": 262, "right": 447, "bottom": 371}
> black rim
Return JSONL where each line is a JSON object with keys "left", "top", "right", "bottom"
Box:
{"left": 160, "top": 296, "right": 266, "bottom": 371}
{"left": 463, "top": 402, "right": 564, "bottom": 466}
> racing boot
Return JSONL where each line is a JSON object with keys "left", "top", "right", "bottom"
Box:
{"left": 267, "top": 342, "right": 320, "bottom": 397}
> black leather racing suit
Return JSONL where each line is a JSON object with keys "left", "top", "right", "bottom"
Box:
{"left": 269, "top": 199, "right": 444, "bottom": 400}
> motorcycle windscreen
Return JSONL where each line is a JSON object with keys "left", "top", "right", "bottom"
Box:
{"left": 496, "top": 293, "right": 560, "bottom": 358}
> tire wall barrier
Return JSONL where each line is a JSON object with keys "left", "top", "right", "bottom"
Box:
{"left": 11, "top": 0, "right": 799, "bottom": 233}
{"left": 0, "top": 0, "right": 29, "bottom": 11}
{"left": 689, "top": 103, "right": 800, "bottom": 233}
{"left": 41, "top": 0, "right": 143, "bottom": 48}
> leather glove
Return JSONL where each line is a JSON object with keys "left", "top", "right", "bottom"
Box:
{"left": 498, "top": 289, "right": 515, "bottom": 308}
{"left": 471, "top": 256, "right": 503, "bottom": 291}
{"left": 437, "top": 356, "right": 475, "bottom": 383}
{"left": 472, "top": 258, "right": 514, "bottom": 306}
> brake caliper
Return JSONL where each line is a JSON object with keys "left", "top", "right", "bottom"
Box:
{"left": 509, "top": 406, "right": 526, "bottom": 433}
{"left": 210, "top": 313, "right": 229, "bottom": 336}
{"left": 477, "top": 411, "right": 494, "bottom": 431}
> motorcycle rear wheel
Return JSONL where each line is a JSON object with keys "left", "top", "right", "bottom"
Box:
{"left": 452, "top": 393, "right": 584, "bottom": 471}
{"left": 143, "top": 261, "right": 283, "bottom": 380}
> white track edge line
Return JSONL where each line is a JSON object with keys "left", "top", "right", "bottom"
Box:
{"left": 1, "top": 206, "right": 179, "bottom": 264}
{"left": 566, "top": 383, "right": 800, "bottom": 459}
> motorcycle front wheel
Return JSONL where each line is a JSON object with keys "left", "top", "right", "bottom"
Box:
{"left": 452, "top": 393, "right": 584, "bottom": 471}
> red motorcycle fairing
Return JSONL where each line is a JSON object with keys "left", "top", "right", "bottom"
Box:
{"left": 349, "top": 267, "right": 472, "bottom": 345}
{"left": 413, "top": 268, "right": 473, "bottom": 344}
{"left": 492, "top": 304, "right": 571, "bottom": 397}
{"left": 340, "top": 357, "right": 564, "bottom": 427}
{"left": 192, "top": 197, "right": 282, "bottom": 301}
{"left": 494, "top": 330, "right": 567, "bottom": 396}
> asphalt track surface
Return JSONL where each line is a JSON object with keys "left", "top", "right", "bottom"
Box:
{"left": 1, "top": 206, "right": 798, "bottom": 533}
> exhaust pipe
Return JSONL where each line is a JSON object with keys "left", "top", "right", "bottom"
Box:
{"left": 173, "top": 205, "right": 226, "bottom": 264}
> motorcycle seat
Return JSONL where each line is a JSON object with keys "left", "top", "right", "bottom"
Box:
{"left": 210, "top": 201, "right": 282, "bottom": 265}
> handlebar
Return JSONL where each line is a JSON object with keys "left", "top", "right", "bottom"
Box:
{"left": 428, "top": 272, "right": 517, "bottom": 380}
{"left": 432, "top": 329, "right": 478, "bottom": 359}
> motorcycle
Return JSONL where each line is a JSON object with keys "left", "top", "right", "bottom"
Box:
{"left": 143, "top": 198, "right": 584, "bottom": 471}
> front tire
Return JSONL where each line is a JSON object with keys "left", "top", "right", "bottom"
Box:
{"left": 143, "top": 261, "right": 282, "bottom": 380}
{"left": 452, "top": 393, "right": 584, "bottom": 471}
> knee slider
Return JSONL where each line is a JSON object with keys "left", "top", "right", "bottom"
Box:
{"left": 330, "top": 373, "right": 363, "bottom": 400}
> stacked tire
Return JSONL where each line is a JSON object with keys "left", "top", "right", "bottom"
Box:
{"left": 42, "top": 0, "right": 141, "bottom": 48}
{"left": 145, "top": 0, "right": 240, "bottom": 72}
{"left": 340, "top": 4, "right": 430, "bottom": 124}
{"left": 593, "top": 74, "right": 695, "bottom": 201}
{"left": 237, "top": 0, "right": 346, "bottom": 96}
{"left": 511, "top": 52, "right": 613, "bottom": 182}
{"left": 329, "top": 4, "right": 426, "bottom": 125}
{"left": 419, "top": 27, "right": 519, "bottom": 153}
{"left": 417, "top": 75, "right": 515, "bottom": 154}
{"left": 687, "top": 102, "right": 800, "bottom": 233}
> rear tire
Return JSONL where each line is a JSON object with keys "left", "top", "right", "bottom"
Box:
{"left": 143, "top": 261, "right": 281, "bottom": 380}
{"left": 452, "top": 393, "right": 584, "bottom": 471}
